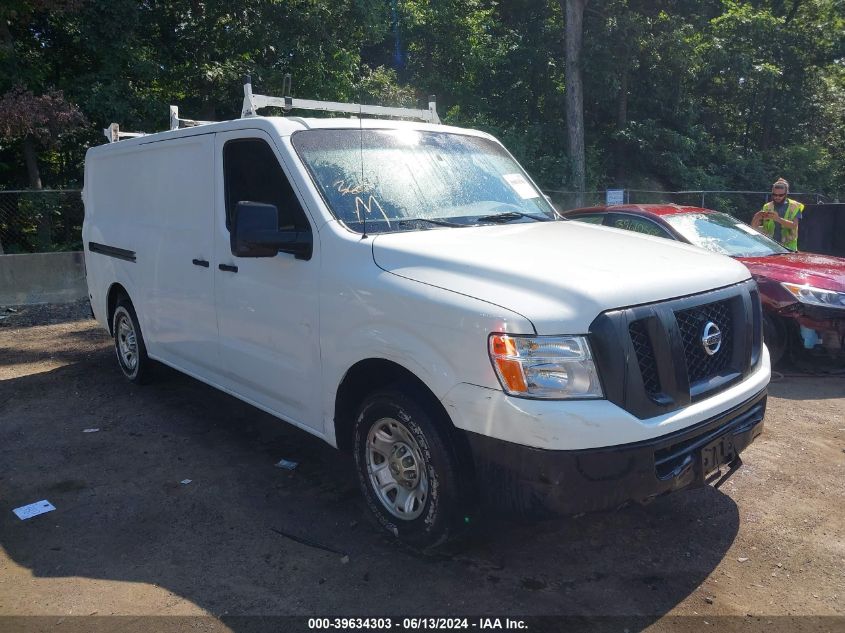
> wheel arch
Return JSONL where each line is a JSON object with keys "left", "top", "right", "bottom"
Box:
{"left": 333, "top": 358, "right": 471, "bottom": 461}
{"left": 106, "top": 282, "right": 130, "bottom": 335}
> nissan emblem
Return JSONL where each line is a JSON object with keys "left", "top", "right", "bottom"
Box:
{"left": 701, "top": 321, "right": 722, "bottom": 356}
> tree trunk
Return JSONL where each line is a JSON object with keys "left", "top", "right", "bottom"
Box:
{"left": 22, "top": 135, "right": 43, "bottom": 189}
{"left": 23, "top": 136, "right": 51, "bottom": 250}
{"left": 563, "top": 0, "right": 587, "bottom": 206}
{"left": 615, "top": 64, "right": 629, "bottom": 186}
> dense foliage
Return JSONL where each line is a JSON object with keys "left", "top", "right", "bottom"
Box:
{"left": 0, "top": 0, "right": 843, "bottom": 198}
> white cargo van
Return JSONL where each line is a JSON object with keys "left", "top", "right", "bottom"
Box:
{"left": 83, "top": 82, "right": 769, "bottom": 547}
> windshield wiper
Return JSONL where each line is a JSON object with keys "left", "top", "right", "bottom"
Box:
{"left": 475, "top": 211, "right": 550, "bottom": 224}
{"left": 395, "top": 217, "right": 465, "bottom": 228}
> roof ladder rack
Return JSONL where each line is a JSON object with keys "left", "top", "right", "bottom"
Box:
{"left": 169, "top": 106, "right": 214, "bottom": 131}
{"left": 103, "top": 123, "right": 146, "bottom": 143}
{"left": 240, "top": 74, "right": 440, "bottom": 124}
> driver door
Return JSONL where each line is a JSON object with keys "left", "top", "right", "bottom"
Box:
{"left": 213, "top": 129, "right": 323, "bottom": 434}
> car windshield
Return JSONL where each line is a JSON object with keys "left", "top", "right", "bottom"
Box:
{"left": 291, "top": 129, "right": 556, "bottom": 234}
{"left": 664, "top": 211, "right": 789, "bottom": 257}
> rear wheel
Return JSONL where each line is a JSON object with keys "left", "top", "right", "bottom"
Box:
{"left": 353, "top": 386, "right": 472, "bottom": 549}
{"left": 112, "top": 297, "right": 152, "bottom": 384}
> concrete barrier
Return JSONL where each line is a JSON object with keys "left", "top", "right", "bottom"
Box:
{"left": 0, "top": 251, "right": 87, "bottom": 305}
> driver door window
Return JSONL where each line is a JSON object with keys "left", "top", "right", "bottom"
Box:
{"left": 222, "top": 138, "right": 309, "bottom": 232}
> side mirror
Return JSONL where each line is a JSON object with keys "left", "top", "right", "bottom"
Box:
{"left": 231, "top": 201, "right": 313, "bottom": 260}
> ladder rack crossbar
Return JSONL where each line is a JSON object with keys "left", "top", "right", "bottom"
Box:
{"left": 241, "top": 76, "right": 440, "bottom": 124}
{"left": 169, "top": 105, "right": 214, "bottom": 131}
{"left": 248, "top": 95, "right": 440, "bottom": 124}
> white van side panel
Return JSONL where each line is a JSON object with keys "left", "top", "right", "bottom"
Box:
{"left": 83, "top": 143, "right": 151, "bottom": 332}
{"left": 83, "top": 135, "right": 219, "bottom": 376}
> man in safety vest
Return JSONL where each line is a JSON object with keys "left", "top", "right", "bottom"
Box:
{"left": 751, "top": 178, "right": 804, "bottom": 251}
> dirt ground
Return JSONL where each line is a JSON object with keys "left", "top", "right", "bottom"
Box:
{"left": 0, "top": 303, "right": 843, "bottom": 632}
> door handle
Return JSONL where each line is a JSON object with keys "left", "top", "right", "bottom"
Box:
{"left": 192, "top": 259, "right": 210, "bottom": 267}
{"left": 218, "top": 264, "right": 238, "bottom": 273}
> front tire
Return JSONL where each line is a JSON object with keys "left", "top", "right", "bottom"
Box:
{"left": 112, "top": 297, "right": 152, "bottom": 384}
{"left": 353, "top": 386, "right": 471, "bottom": 549}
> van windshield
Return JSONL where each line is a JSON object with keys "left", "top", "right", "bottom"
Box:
{"left": 292, "top": 129, "right": 556, "bottom": 233}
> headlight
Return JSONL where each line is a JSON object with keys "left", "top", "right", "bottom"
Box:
{"left": 488, "top": 334, "right": 603, "bottom": 399}
{"left": 781, "top": 282, "right": 845, "bottom": 310}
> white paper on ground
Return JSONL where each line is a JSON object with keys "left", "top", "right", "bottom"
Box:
{"left": 180, "top": 479, "right": 192, "bottom": 485}
{"left": 13, "top": 500, "right": 56, "bottom": 520}
{"left": 502, "top": 173, "right": 539, "bottom": 199}
{"left": 82, "top": 428, "right": 100, "bottom": 433}
{"left": 275, "top": 459, "right": 299, "bottom": 470}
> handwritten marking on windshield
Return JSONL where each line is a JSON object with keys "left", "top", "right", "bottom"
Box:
{"left": 355, "top": 195, "right": 390, "bottom": 224}
{"left": 334, "top": 179, "right": 368, "bottom": 196}
{"left": 331, "top": 179, "right": 391, "bottom": 224}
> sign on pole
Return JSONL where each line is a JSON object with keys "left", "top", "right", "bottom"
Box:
{"left": 606, "top": 189, "right": 625, "bottom": 205}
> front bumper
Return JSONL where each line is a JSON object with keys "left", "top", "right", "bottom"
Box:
{"left": 466, "top": 388, "right": 766, "bottom": 516}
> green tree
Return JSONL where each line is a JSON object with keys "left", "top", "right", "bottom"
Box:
{"left": 1, "top": 0, "right": 843, "bottom": 206}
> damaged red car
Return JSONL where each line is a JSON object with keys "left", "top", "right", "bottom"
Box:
{"left": 563, "top": 204, "right": 845, "bottom": 364}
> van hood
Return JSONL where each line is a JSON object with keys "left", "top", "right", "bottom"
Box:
{"left": 371, "top": 221, "right": 751, "bottom": 333}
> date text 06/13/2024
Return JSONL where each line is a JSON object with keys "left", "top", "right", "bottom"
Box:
{"left": 307, "top": 618, "right": 528, "bottom": 630}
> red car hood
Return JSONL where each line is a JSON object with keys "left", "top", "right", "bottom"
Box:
{"left": 736, "top": 252, "right": 845, "bottom": 291}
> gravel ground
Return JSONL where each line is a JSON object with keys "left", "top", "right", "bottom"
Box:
{"left": 0, "top": 299, "right": 92, "bottom": 328}
{"left": 0, "top": 304, "right": 843, "bottom": 633}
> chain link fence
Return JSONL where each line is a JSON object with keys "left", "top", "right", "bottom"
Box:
{"left": 545, "top": 189, "right": 829, "bottom": 223}
{"left": 0, "top": 187, "right": 832, "bottom": 254}
{"left": 0, "top": 190, "right": 84, "bottom": 254}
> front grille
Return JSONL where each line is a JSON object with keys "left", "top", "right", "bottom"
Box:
{"left": 675, "top": 300, "right": 733, "bottom": 384}
{"left": 629, "top": 320, "right": 660, "bottom": 398}
{"left": 587, "top": 279, "right": 762, "bottom": 420}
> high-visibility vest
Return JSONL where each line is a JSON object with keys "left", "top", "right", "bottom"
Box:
{"left": 760, "top": 198, "right": 804, "bottom": 251}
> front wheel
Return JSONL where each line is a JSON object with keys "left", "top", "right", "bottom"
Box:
{"left": 353, "top": 387, "right": 472, "bottom": 549}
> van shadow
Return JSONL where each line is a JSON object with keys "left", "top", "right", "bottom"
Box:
{"left": 0, "top": 352, "right": 740, "bottom": 626}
